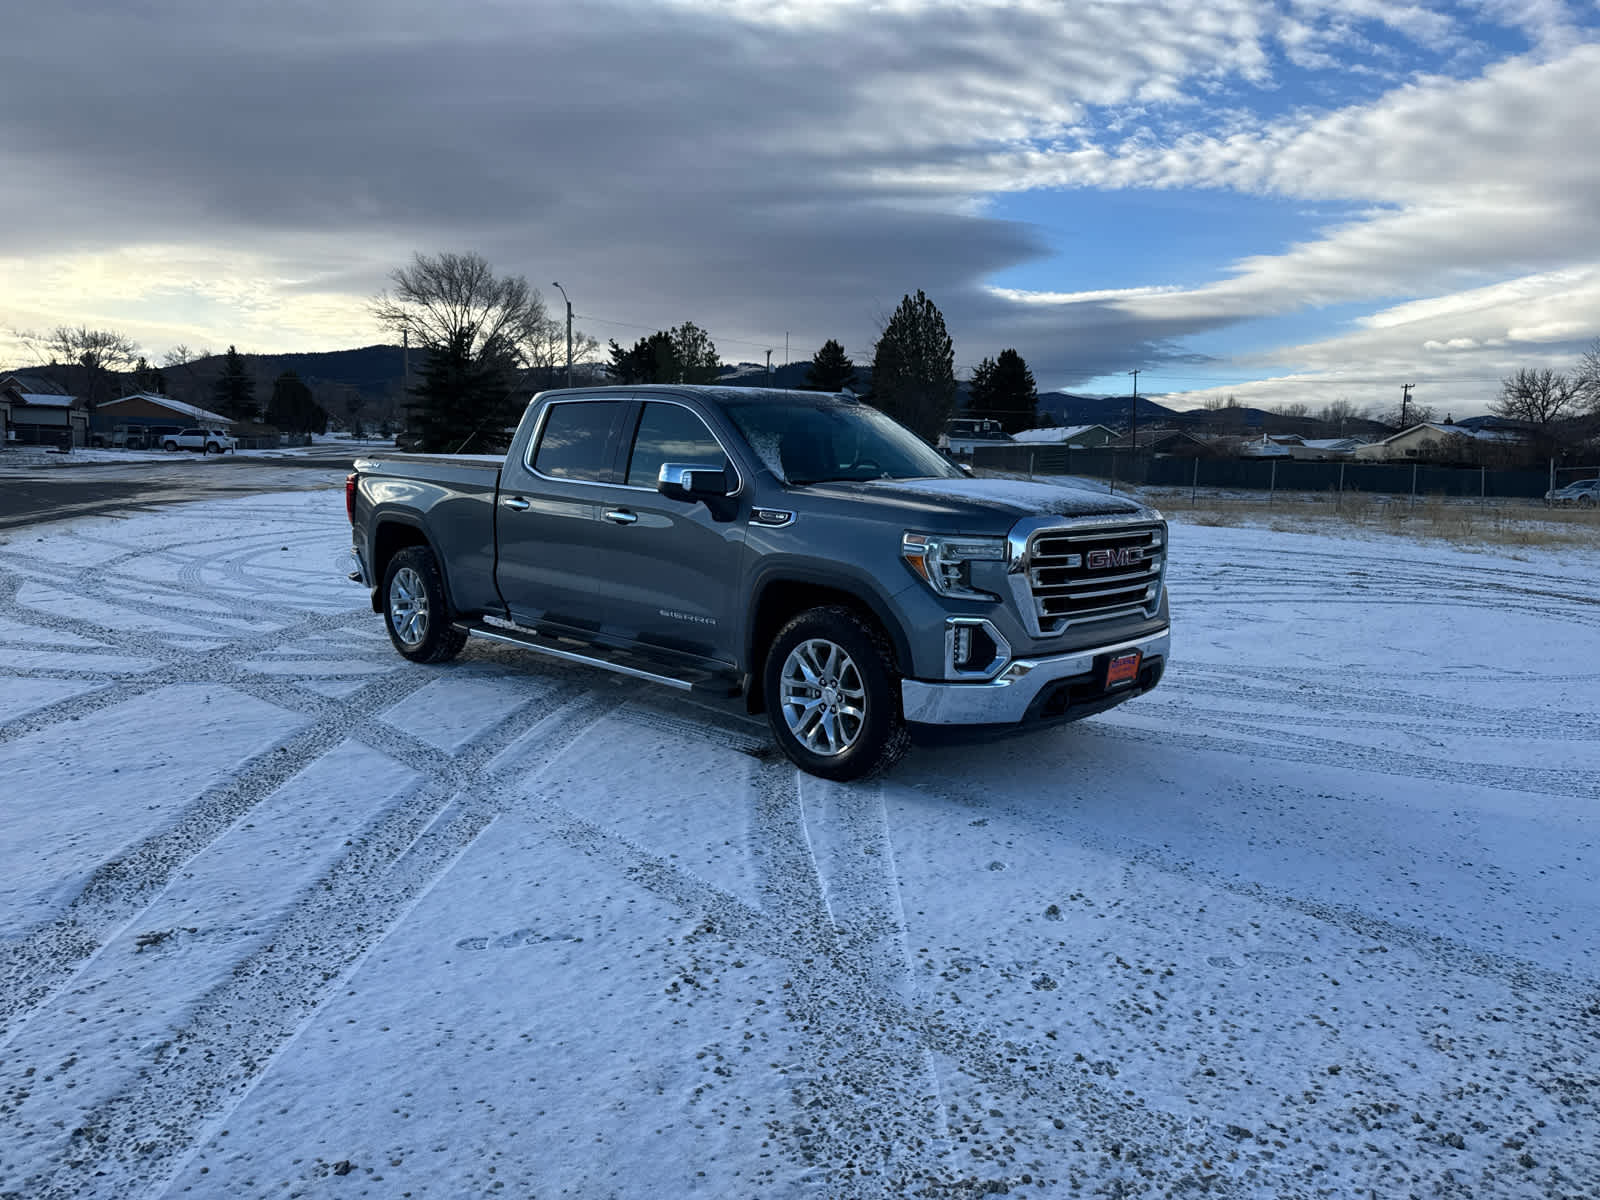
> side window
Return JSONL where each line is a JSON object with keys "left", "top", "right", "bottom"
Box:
{"left": 625, "top": 402, "right": 730, "bottom": 488}
{"left": 532, "top": 401, "right": 625, "bottom": 481}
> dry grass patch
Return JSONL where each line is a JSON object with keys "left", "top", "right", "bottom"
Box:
{"left": 1150, "top": 490, "right": 1600, "bottom": 549}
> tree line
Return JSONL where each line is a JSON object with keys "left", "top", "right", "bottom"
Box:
{"left": 375, "top": 253, "right": 1041, "bottom": 450}
{"left": 16, "top": 326, "right": 335, "bottom": 435}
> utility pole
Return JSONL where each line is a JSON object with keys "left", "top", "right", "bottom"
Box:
{"left": 1128, "top": 369, "right": 1140, "bottom": 451}
{"left": 552, "top": 282, "right": 573, "bottom": 387}
{"left": 1400, "top": 382, "right": 1414, "bottom": 428}
{"left": 765, "top": 349, "right": 772, "bottom": 386}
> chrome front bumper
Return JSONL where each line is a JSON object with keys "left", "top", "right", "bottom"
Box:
{"left": 900, "top": 628, "right": 1170, "bottom": 725}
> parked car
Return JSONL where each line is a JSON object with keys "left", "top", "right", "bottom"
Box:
{"left": 163, "top": 428, "right": 237, "bottom": 453}
{"left": 345, "top": 385, "right": 1171, "bottom": 780}
{"left": 1545, "top": 478, "right": 1599, "bottom": 508}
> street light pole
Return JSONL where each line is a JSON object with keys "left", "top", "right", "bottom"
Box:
{"left": 552, "top": 281, "right": 573, "bottom": 388}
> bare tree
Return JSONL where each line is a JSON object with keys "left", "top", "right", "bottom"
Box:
{"left": 1492, "top": 367, "right": 1579, "bottom": 429}
{"left": 1317, "top": 397, "right": 1360, "bottom": 426}
{"left": 1573, "top": 338, "right": 1600, "bottom": 416}
{"left": 525, "top": 315, "right": 599, "bottom": 388}
{"left": 371, "top": 251, "right": 549, "bottom": 366}
{"left": 161, "top": 344, "right": 212, "bottom": 411}
{"left": 1375, "top": 399, "right": 1436, "bottom": 429}
{"left": 37, "top": 325, "right": 140, "bottom": 413}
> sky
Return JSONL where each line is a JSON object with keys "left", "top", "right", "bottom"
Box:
{"left": 4, "top": 0, "right": 1600, "bottom": 416}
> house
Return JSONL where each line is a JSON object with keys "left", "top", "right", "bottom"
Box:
{"left": 0, "top": 374, "right": 88, "bottom": 447}
{"left": 92, "top": 393, "right": 235, "bottom": 443}
{"left": 939, "top": 417, "right": 1014, "bottom": 457}
{"left": 1107, "top": 427, "right": 1217, "bottom": 457}
{"left": 1011, "top": 424, "right": 1117, "bottom": 449}
{"left": 1353, "top": 422, "right": 1528, "bottom": 463}
{"left": 1241, "top": 433, "right": 1365, "bottom": 460}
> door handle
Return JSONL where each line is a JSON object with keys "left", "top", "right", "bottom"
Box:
{"left": 602, "top": 508, "right": 638, "bottom": 525}
{"left": 502, "top": 496, "right": 531, "bottom": 511}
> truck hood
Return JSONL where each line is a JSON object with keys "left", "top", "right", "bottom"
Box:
{"left": 837, "top": 475, "right": 1149, "bottom": 519}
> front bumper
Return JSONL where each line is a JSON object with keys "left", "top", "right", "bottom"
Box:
{"left": 900, "top": 627, "right": 1169, "bottom": 726}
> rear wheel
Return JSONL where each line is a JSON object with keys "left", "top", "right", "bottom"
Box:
{"left": 382, "top": 546, "right": 468, "bottom": 663}
{"left": 762, "top": 605, "right": 909, "bottom": 781}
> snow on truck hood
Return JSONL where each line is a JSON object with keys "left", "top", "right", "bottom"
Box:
{"left": 861, "top": 475, "right": 1149, "bottom": 518}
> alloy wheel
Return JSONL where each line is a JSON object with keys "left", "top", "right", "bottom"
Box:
{"left": 779, "top": 637, "right": 866, "bottom": 756}
{"left": 388, "top": 566, "right": 430, "bottom": 648}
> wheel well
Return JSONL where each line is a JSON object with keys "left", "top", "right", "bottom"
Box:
{"left": 745, "top": 580, "right": 903, "bottom": 714}
{"left": 370, "top": 521, "right": 432, "bottom": 612}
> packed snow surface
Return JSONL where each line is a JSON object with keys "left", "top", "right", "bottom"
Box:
{"left": 0, "top": 490, "right": 1596, "bottom": 1198}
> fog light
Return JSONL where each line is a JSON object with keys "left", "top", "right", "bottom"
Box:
{"left": 952, "top": 624, "right": 973, "bottom": 668}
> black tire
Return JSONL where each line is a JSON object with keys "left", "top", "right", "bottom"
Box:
{"left": 381, "top": 546, "right": 468, "bottom": 664}
{"left": 1579, "top": 495, "right": 1595, "bottom": 509}
{"left": 163, "top": 440, "right": 178, "bottom": 451}
{"left": 762, "top": 605, "right": 909, "bottom": 781}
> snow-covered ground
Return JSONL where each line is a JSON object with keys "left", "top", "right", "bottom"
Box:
{"left": 0, "top": 493, "right": 1596, "bottom": 1199}
{"left": 0, "top": 435, "right": 391, "bottom": 469}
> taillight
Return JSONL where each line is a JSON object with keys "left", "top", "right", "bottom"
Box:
{"left": 345, "top": 472, "right": 358, "bottom": 524}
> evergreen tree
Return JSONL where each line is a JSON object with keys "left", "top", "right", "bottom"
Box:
{"left": 967, "top": 348, "right": 1038, "bottom": 433}
{"left": 805, "top": 339, "right": 856, "bottom": 391}
{"left": 671, "top": 322, "right": 721, "bottom": 384}
{"left": 608, "top": 332, "right": 678, "bottom": 383}
{"left": 607, "top": 322, "right": 721, "bottom": 384}
{"left": 211, "top": 345, "right": 258, "bottom": 421}
{"left": 404, "top": 329, "right": 517, "bottom": 452}
{"left": 264, "top": 370, "right": 328, "bottom": 434}
{"left": 131, "top": 356, "right": 166, "bottom": 395}
{"left": 868, "top": 290, "right": 956, "bottom": 441}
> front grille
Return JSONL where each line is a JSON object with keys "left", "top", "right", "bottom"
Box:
{"left": 1026, "top": 523, "right": 1164, "bottom": 633}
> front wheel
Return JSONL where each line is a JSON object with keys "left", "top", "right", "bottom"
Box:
{"left": 1579, "top": 495, "right": 1595, "bottom": 509}
{"left": 762, "top": 605, "right": 909, "bottom": 781}
{"left": 163, "top": 440, "right": 178, "bottom": 451}
{"left": 382, "top": 546, "right": 468, "bottom": 663}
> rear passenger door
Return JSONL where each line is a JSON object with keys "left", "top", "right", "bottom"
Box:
{"left": 579, "top": 399, "right": 747, "bottom": 665}
{"left": 494, "top": 396, "right": 630, "bottom": 632}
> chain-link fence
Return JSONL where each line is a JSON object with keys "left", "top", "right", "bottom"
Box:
{"left": 972, "top": 445, "right": 1597, "bottom": 502}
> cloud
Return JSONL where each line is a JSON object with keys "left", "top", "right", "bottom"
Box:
{"left": 1, "top": 0, "right": 1598, "bottom": 412}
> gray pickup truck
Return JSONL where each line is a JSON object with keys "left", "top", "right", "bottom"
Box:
{"left": 346, "top": 385, "right": 1169, "bottom": 779}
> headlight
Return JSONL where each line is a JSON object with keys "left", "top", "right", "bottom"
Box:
{"left": 901, "top": 532, "right": 1007, "bottom": 601}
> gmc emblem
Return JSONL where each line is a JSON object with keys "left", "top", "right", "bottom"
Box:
{"left": 1087, "top": 547, "right": 1143, "bottom": 569}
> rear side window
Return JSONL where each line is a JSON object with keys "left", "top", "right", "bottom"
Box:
{"left": 625, "top": 402, "right": 730, "bottom": 487}
{"left": 532, "top": 401, "right": 625, "bottom": 481}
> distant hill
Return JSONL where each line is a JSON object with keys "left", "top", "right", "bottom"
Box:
{"left": 1037, "top": 391, "right": 1186, "bottom": 428}
{"left": 250, "top": 344, "right": 408, "bottom": 396}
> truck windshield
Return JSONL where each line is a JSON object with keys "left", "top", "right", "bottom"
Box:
{"left": 722, "top": 397, "right": 963, "bottom": 485}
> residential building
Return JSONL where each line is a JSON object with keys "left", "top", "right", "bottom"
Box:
{"left": 1011, "top": 424, "right": 1118, "bottom": 448}
{"left": 0, "top": 375, "right": 87, "bottom": 447}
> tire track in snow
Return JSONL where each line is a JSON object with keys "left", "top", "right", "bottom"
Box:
{"left": 9, "top": 684, "right": 615, "bottom": 1200}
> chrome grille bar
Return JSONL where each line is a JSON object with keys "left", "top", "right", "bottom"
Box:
{"left": 1021, "top": 522, "right": 1166, "bottom": 634}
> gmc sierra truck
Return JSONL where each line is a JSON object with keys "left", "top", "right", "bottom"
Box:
{"left": 346, "top": 385, "right": 1170, "bottom": 780}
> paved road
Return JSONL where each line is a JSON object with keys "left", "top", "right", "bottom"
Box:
{"left": 0, "top": 447, "right": 360, "bottom": 530}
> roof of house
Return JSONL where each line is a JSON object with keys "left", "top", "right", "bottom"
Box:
{"left": 1374, "top": 421, "right": 1527, "bottom": 446}
{"left": 14, "top": 393, "right": 77, "bottom": 408}
{"left": 100, "top": 393, "right": 233, "bottom": 425}
{"left": 0, "top": 373, "right": 68, "bottom": 396}
{"left": 1011, "top": 424, "right": 1111, "bottom": 443}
